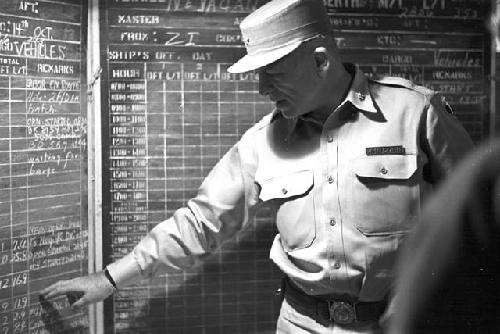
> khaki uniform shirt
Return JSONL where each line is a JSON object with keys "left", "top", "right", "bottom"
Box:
{"left": 108, "top": 65, "right": 473, "bottom": 302}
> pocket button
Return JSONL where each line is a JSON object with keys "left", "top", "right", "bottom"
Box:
{"left": 380, "top": 167, "right": 388, "bottom": 175}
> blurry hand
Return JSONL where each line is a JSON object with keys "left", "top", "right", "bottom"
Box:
{"left": 379, "top": 296, "right": 396, "bottom": 332}
{"left": 40, "top": 272, "right": 115, "bottom": 309}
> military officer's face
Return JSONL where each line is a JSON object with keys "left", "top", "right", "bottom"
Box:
{"left": 258, "top": 46, "right": 320, "bottom": 119}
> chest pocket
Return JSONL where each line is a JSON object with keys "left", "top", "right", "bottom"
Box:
{"left": 350, "top": 155, "right": 420, "bottom": 236}
{"left": 258, "top": 169, "right": 316, "bottom": 251}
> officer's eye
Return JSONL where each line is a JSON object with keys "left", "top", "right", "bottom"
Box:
{"left": 263, "top": 66, "right": 284, "bottom": 77}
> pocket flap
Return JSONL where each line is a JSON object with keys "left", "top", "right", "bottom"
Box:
{"left": 353, "top": 155, "right": 417, "bottom": 180}
{"left": 258, "top": 169, "right": 314, "bottom": 201}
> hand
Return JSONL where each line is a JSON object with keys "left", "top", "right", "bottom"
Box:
{"left": 379, "top": 297, "right": 396, "bottom": 332}
{"left": 40, "top": 272, "right": 115, "bottom": 309}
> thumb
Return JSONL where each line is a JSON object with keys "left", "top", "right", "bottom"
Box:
{"left": 70, "top": 296, "right": 87, "bottom": 310}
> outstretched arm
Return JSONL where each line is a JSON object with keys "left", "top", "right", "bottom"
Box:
{"left": 41, "top": 128, "right": 260, "bottom": 307}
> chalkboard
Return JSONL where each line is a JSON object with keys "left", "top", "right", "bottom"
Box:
{"left": 100, "top": 0, "right": 492, "bottom": 333}
{"left": 0, "top": 1, "right": 89, "bottom": 333}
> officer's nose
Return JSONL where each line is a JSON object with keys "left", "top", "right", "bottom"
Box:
{"left": 258, "top": 69, "right": 272, "bottom": 96}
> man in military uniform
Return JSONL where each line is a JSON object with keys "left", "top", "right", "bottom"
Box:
{"left": 42, "top": 0, "right": 473, "bottom": 332}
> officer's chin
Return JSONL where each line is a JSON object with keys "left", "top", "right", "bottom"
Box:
{"left": 277, "top": 103, "right": 298, "bottom": 119}
{"left": 282, "top": 109, "right": 306, "bottom": 121}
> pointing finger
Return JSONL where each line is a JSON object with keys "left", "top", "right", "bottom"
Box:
{"left": 40, "top": 281, "right": 62, "bottom": 297}
{"left": 42, "top": 280, "right": 72, "bottom": 299}
{"left": 71, "top": 296, "right": 87, "bottom": 310}
{"left": 40, "top": 280, "right": 60, "bottom": 295}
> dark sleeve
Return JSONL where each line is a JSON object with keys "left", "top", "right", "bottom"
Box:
{"left": 420, "top": 93, "right": 474, "bottom": 183}
{"left": 388, "top": 138, "right": 500, "bottom": 334}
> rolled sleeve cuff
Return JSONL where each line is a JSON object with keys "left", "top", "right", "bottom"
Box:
{"left": 106, "top": 252, "right": 144, "bottom": 289}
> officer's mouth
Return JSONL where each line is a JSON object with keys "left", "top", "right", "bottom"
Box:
{"left": 268, "top": 93, "right": 281, "bottom": 102}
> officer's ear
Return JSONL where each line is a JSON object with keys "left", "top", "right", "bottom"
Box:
{"left": 313, "top": 47, "right": 329, "bottom": 78}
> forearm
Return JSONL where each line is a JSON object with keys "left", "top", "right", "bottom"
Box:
{"left": 107, "top": 142, "right": 259, "bottom": 288}
{"left": 106, "top": 252, "right": 144, "bottom": 288}
{"left": 105, "top": 207, "right": 222, "bottom": 288}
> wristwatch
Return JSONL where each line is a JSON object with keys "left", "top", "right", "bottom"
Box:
{"left": 104, "top": 267, "right": 118, "bottom": 291}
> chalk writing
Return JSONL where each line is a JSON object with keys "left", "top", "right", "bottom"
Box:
{"left": 0, "top": 1, "right": 88, "bottom": 334}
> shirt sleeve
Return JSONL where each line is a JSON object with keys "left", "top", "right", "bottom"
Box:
{"left": 382, "top": 93, "right": 475, "bottom": 325}
{"left": 107, "top": 129, "right": 260, "bottom": 288}
{"left": 420, "top": 93, "right": 474, "bottom": 184}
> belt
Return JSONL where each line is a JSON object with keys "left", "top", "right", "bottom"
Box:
{"left": 282, "top": 278, "right": 387, "bottom": 327}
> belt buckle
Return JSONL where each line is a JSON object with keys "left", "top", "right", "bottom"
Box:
{"left": 329, "top": 301, "right": 356, "bottom": 324}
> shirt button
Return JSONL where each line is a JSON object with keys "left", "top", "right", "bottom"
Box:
{"left": 327, "top": 137, "right": 334, "bottom": 143}
{"left": 334, "top": 262, "right": 341, "bottom": 270}
{"left": 380, "top": 167, "right": 388, "bottom": 175}
{"left": 329, "top": 218, "right": 336, "bottom": 226}
{"left": 281, "top": 188, "right": 288, "bottom": 195}
{"left": 328, "top": 176, "right": 334, "bottom": 184}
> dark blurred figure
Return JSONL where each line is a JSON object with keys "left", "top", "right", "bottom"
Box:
{"left": 387, "top": 139, "right": 500, "bottom": 334}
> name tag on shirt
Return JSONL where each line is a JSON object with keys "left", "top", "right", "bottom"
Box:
{"left": 366, "top": 145, "right": 406, "bottom": 156}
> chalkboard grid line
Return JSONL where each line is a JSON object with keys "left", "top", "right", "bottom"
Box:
{"left": 0, "top": 12, "right": 82, "bottom": 27}
{"left": 328, "top": 12, "right": 485, "bottom": 20}
{"left": 7, "top": 75, "right": 14, "bottom": 332}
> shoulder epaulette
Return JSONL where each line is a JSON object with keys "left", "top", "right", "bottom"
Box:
{"left": 369, "top": 76, "right": 434, "bottom": 96}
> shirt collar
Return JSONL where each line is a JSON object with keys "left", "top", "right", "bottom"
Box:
{"left": 295, "top": 64, "right": 378, "bottom": 123}
{"left": 270, "top": 64, "right": 378, "bottom": 131}
{"left": 341, "top": 63, "right": 378, "bottom": 114}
